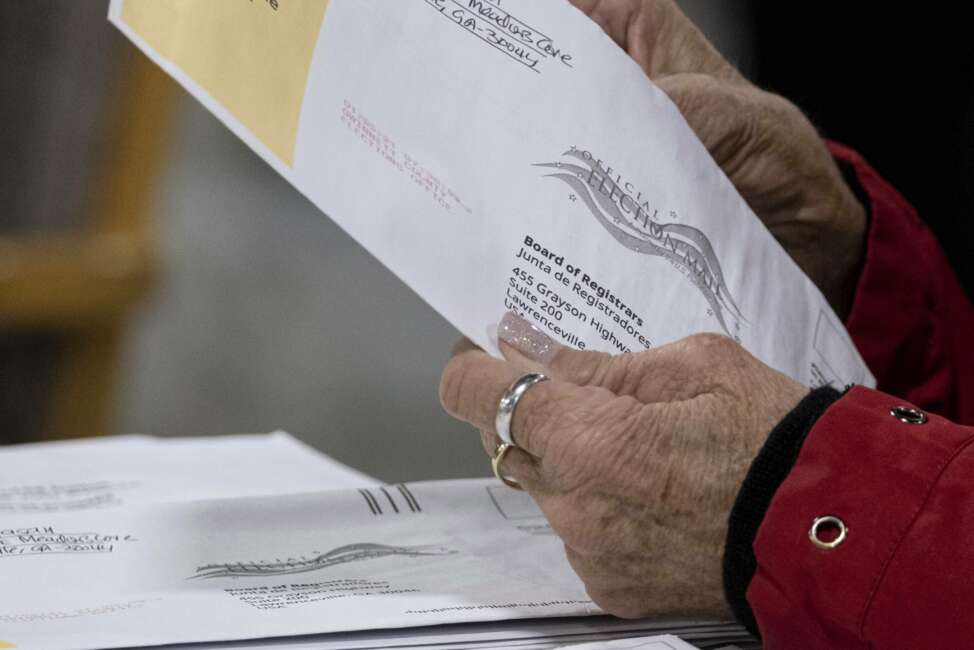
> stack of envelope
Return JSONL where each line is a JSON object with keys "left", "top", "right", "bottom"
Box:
{"left": 0, "top": 434, "right": 756, "bottom": 650}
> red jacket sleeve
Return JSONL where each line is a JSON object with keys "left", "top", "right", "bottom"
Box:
{"left": 730, "top": 148, "right": 974, "bottom": 647}
{"left": 829, "top": 142, "right": 974, "bottom": 424}
{"left": 748, "top": 387, "right": 974, "bottom": 649}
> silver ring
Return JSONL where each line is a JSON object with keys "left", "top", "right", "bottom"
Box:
{"left": 495, "top": 373, "right": 549, "bottom": 446}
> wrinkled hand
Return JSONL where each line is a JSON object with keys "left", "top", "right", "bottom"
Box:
{"left": 440, "top": 315, "right": 808, "bottom": 618}
{"left": 570, "top": 0, "right": 866, "bottom": 317}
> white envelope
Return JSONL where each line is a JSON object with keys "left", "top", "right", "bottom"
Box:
{"left": 107, "top": 0, "right": 873, "bottom": 388}
{"left": 1, "top": 480, "right": 599, "bottom": 649}
{"left": 0, "top": 432, "right": 376, "bottom": 513}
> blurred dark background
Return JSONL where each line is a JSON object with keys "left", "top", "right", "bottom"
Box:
{"left": 752, "top": 4, "right": 974, "bottom": 298}
{"left": 1, "top": 2, "right": 971, "bottom": 478}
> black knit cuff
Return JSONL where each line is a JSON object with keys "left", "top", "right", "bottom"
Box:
{"left": 722, "top": 385, "right": 846, "bottom": 636}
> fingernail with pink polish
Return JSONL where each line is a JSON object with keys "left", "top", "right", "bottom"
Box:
{"left": 498, "top": 311, "right": 560, "bottom": 364}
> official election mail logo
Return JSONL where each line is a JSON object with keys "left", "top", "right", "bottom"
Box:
{"left": 189, "top": 543, "right": 456, "bottom": 580}
{"left": 534, "top": 149, "right": 744, "bottom": 335}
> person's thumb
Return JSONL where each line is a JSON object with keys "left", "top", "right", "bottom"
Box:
{"left": 496, "top": 311, "right": 628, "bottom": 390}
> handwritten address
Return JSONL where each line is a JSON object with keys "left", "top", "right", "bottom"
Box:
{"left": 0, "top": 526, "right": 137, "bottom": 558}
{"left": 425, "top": 0, "right": 575, "bottom": 73}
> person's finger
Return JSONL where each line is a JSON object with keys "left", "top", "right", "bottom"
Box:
{"left": 478, "top": 428, "right": 547, "bottom": 491}
{"left": 479, "top": 428, "right": 501, "bottom": 457}
{"left": 654, "top": 73, "right": 801, "bottom": 198}
{"left": 568, "top": 0, "right": 740, "bottom": 82}
{"left": 655, "top": 73, "right": 841, "bottom": 237}
{"left": 451, "top": 337, "right": 479, "bottom": 357}
{"left": 655, "top": 73, "right": 757, "bottom": 169}
{"left": 440, "top": 343, "right": 608, "bottom": 457}
{"left": 497, "top": 311, "right": 618, "bottom": 385}
{"left": 494, "top": 312, "right": 553, "bottom": 375}
{"left": 493, "top": 443, "right": 545, "bottom": 490}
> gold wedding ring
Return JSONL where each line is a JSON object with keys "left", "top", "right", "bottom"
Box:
{"left": 492, "top": 443, "right": 523, "bottom": 490}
